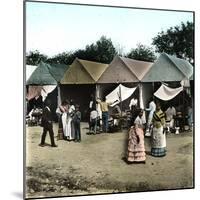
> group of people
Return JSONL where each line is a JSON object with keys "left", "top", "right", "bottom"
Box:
{"left": 88, "top": 95, "right": 119, "bottom": 134}
{"left": 39, "top": 99, "right": 82, "bottom": 148}
{"left": 38, "top": 94, "right": 192, "bottom": 165}
{"left": 126, "top": 101, "right": 167, "bottom": 164}
{"left": 56, "top": 99, "right": 82, "bottom": 142}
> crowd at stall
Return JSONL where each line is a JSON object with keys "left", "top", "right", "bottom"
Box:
{"left": 26, "top": 53, "right": 193, "bottom": 165}
{"left": 29, "top": 90, "right": 193, "bottom": 165}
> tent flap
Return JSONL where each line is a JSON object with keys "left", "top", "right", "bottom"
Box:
{"left": 41, "top": 85, "right": 57, "bottom": 101}
{"left": 106, "top": 84, "right": 137, "bottom": 107}
{"left": 154, "top": 84, "right": 183, "bottom": 101}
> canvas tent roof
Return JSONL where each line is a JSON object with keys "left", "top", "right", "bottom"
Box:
{"left": 166, "top": 54, "right": 193, "bottom": 79}
{"left": 97, "top": 56, "right": 153, "bottom": 83}
{"left": 49, "top": 63, "right": 69, "bottom": 82}
{"left": 26, "top": 62, "right": 57, "bottom": 85}
{"left": 142, "top": 53, "right": 193, "bottom": 82}
{"left": 60, "top": 58, "right": 108, "bottom": 84}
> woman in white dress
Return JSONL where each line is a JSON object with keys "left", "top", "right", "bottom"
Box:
{"left": 56, "top": 100, "right": 69, "bottom": 140}
{"left": 63, "top": 100, "right": 75, "bottom": 141}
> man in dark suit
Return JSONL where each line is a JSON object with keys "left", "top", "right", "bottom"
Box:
{"left": 39, "top": 100, "right": 57, "bottom": 147}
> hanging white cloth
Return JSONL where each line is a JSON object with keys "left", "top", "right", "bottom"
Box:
{"left": 41, "top": 85, "right": 57, "bottom": 101}
{"left": 57, "top": 85, "right": 61, "bottom": 107}
{"left": 154, "top": 84, "right": 183, "bottom": 101}
{"left": 139, "top": 84, "right": 144, "bottom": 109}
{"left": 106, "top": 84, "right": 137, "bottom": 107}
{"left": 138, "top": 84, "right": 146, "bottom": 122}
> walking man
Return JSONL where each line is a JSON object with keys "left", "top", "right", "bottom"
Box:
{"left": 39, "top": 100, "right": 57, "bottom": 147}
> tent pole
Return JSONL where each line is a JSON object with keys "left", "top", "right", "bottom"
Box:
{"left": 183, "top": 88, "right": 185, "bottom": 130}
{"left": 57, "top": 84, "right": 61, "bottom": 107}
{"left": 152, "top": 82, "right": 155, "bottom": 93}
{"left": 119, "top": 84, "right": 123, "bottom": 131}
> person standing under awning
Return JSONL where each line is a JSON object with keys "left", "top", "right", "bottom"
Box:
{"left": 96, "top": 97, "right": 118, "bottom": 133}
{"left": 145, "top": 97, "right": 156, "bottom": 137}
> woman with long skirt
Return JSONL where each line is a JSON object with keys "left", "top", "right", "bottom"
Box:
{"left": 56, "top": 100, "right": 69, "bottom": 140}
{"left": 151, "top": 102, "right": 166, "bottom": 157}
{"left": 127, "top": 109, "right": 146, "bottom": 164}
{"left": 63, "top": 100, "right": 75, "bottom": 141}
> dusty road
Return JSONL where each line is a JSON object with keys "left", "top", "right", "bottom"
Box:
{"left": 25, "top": 123, "right": 193, "bottom": 199}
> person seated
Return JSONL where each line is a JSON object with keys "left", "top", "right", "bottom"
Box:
{"left": 112, "top": 105, "right": 121, "bottom": 117}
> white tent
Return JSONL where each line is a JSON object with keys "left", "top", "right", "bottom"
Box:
{"left": 26, "top": 65, "right": 37, "bottom": 81}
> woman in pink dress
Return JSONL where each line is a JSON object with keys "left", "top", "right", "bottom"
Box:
{"left": 127, "top": 109, "right": 146, "bottom": 164}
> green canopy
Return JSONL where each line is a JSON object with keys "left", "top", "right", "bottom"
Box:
{"left": 142, "top": 53, "right": 193, "bottom": 82}
{"left": 166, "top": 53, "right": 193, "bottom": 79}
{"left": 26, "top": 61, "right": 57, "bottom": 85}
{"left": 49, "top": 63, "right": 69, "bottom": 82}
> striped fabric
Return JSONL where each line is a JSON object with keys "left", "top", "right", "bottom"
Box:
{"left": 151, "top": 147, "right": 166, "bottom": 157}
{"left": 153, "top": 109, "right": 165, "bottom": 129}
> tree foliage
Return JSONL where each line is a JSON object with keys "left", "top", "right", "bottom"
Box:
{"left": 126, "top": 43, "right": 156, "bottom": 62}
{"left": 26, "top": 36, "right": 117, "bottom": 65}
{"left": 152, "top": 21, "right": 194, "bottom": 64}
{"left": 46, "top": 52, "right": 74, "bottom": 65}
{"left": 73, "top": 36, "right": 117, "bottom": 64}
{"left": 26, "top": 50, "right": 48, "bottom": 65}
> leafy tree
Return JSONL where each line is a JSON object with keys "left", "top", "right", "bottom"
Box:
{"left": 94, "top": 36, "right": 117, "bottom": 63}
{"left": 45, "top": 36, "right": 117, "bottom": 65}
{"left": 74, "top": 36, "right": 117, "bottom": 63}
{"left": 46, "top": 52, "right": 74, "bottom": 65}
{"left": 126, "top": 43, "right": 156, "bottom": 62}
{"left": 26, "top": 50, "right": 48, "bottom": 65}
{"left": 152, "top": 21, "right": 194, "bottom": 64}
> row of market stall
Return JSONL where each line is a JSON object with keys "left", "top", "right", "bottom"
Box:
{"left": 26, "top": 53, "right": 194, "bottom": 122}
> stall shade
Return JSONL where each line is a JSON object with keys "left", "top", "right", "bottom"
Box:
{"left": 106, "top": 84, "right": 137, "bottom": 107}
{"left": 60, "top": 84, "right": 96, "bottom": 121}
{"left": 154, "top": 84, "right": 183, "bottom": 101}
{"left": 26, "top": 62, "right": 58, "bottom": 118}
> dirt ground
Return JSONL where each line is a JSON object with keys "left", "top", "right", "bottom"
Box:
{"left": 25, "top": 123, "right": 194, "bottom": 199}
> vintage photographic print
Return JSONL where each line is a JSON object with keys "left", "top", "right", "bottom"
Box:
{"left": 25, "top": 0, "right": 194, "bottom": 199}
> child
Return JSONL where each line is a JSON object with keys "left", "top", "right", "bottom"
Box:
{"left": 73, "top": 104, "right": 81, "bottom": 142}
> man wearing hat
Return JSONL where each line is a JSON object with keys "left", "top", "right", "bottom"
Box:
{"left": 39, "top": 99, "right": 57, "bottom": 147}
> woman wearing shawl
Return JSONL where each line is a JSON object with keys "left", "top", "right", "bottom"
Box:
{"left": 151, "top": 102, "right": 166, "bottom": 157}
{"left": 127, "top": 109, "right": 146, "bottom": 164}
{"left": 56, "top": 100, "right": 69, "bottom": 140}
{"left": 63, "top": 100, "right": 75, "bottom": 141}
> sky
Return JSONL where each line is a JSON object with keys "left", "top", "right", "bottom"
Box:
{"left": 26, "top": 1, "right": 193, "bottom": 57}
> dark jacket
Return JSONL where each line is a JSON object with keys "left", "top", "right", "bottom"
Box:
{"left": 41, "top": 106, "right": 53, "bottom": 127}
{"left": 73, "top": 111, "right": 81, "bottom": 123}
